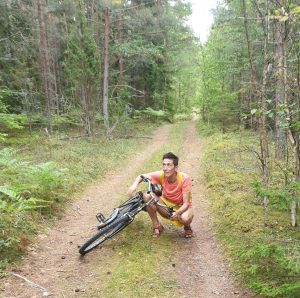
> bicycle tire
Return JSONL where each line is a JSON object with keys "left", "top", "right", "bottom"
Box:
{"left": 79, "top": 214, "right": 132, "bottom": 255}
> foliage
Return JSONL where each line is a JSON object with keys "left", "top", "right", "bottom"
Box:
{"left": 0, "top": 147, "right": 64, "bottom": 267}
{"left": 200, "top": 122, "right": 300, "bottom": 297}
{"left": 0, "top": 0, "right": 203, "bottom": 151}
{"left": 0, "top": 186, "right": 50, "bottom": 212}
{"left": 253, "top": 181, "right": 300, "bottom": 211}
{"left": 0, "top": 148, "right": 65, "bottom": 202}
{"left": 135, "top": 107, "right": 172, "bottom": 122}
{"left": 0, "top": 0, "right": 198, "bottom": 136}
{"left": 239, "top": 243, "right": 300, "bottom": 297}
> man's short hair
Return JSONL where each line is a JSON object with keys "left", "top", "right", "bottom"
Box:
{"left": 162, "top": 152, "right": 179, "bottom": 166}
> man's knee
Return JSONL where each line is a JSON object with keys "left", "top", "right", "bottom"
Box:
{"left": 143, "top": 192, "right": 157, "bottom": 211}
{"left": 143, "top": 192, "right": 151, "bottom": 202}
{"left": 179, "top": 209, "right": 193, "bottom": 225}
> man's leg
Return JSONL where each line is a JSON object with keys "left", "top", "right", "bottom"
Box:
{"left": 178, "top": 208, "right": 194, "bottom": 238}
{"left": 143, "top": 193, "right": 169, "bottom": 237}
{"left": 178, "top": 207, "right": 193, "bottom": 225}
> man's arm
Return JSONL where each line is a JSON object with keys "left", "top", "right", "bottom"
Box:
{"left": 127, "top": 174, "right": 151, "bottom": 197}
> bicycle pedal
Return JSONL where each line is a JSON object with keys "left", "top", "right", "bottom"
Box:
{"left": 96, "top": 213, "right": 105, "bottom": 223}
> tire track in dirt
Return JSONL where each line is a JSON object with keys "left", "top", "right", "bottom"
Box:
{"left": 1, "top": 125, "right": 172, "bottom": 298}
{"left": 172, "top": 122, "right": 255, "bottom": 298}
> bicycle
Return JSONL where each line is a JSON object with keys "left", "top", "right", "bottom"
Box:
{"left": 79, "top": 175, "right": 174, "bottom": 255}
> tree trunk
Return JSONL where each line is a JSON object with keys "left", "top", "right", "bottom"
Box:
{"left": 36, "top": 0, "right": 52, "bottom": 133}
{"left": 54, "top": 60, "right": 62, "bottom": 114}
{"left": 274, "top": 18, "right": 286, "bottom": 159}
{"left": 94, "top": 4, "right": 102, "bottom": 115}
{"left": 242, "top": 0, "right": 257, "bottom": 131}
{"left": 118, "top": 15, "right": 124, "bottom": 84}
{"left": 260, "top": 0, "right": 271, "bottom": 192}
{"left": 249, "top": 0, "right": 271, "bottom": 213}
{"left": 103, "top": 7, "right": 110, "bottom": 133}
{"left": 282, "top": 17, "right": 299, "bottom": 226}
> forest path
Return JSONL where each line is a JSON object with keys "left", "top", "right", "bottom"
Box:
{"left": 171, "top": 122, "right": 254, "bottom": 298}
{"left": 1, "top": 122, "right": 252, "bottom": 298}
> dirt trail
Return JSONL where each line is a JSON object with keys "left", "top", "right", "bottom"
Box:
{"left": 172, "top": 122, "right": 254, "bottom": 298}
{"left": 1, "top": 122, "right": 253, "bottom": 298}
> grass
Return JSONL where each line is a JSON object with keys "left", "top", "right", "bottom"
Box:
{"left": 89, "top": 121, "right": 189, "bottom": 298}
{"left": 198, "top": 122, "right": 300, "bottom": 298}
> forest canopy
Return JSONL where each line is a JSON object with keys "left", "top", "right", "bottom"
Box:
{"left": 0, "top": 0, "right": 200, "bottom": 137}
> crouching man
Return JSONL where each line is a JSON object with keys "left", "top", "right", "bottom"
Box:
{"left": 128, "top": 152, "right": 194, "bottom": 238}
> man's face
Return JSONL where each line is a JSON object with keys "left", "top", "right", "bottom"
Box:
{"left": 162, "top": 158, "right": 178, "bottom": 178}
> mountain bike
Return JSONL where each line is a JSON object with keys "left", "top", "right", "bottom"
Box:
{"left": 79, "top": 175, "right": 173, "bottom": 255}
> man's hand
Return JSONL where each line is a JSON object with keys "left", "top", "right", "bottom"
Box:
{"left": 128, "top": 175, "right": 144, "bottom": 197}
{"left": 170, "top": 211, "right": 179, "bottom": 221}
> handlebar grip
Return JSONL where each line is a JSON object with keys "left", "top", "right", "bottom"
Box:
{"left": 140, "top": 175, "right": 149, "bottom": 182}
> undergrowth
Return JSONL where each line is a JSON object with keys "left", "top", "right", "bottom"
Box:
{"left": 0, "top": 119, "right": 158, "bottom": 274}
{"left": 198, "top": 122, "right": 300, "bottom": 298}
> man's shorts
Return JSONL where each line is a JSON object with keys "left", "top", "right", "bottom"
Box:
{"left": 161, "top": 197, "right": 184, "bottom": 227}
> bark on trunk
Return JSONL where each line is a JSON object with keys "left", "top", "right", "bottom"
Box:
{"left": 247, "top": 0, "right": 272, "bottom": 214}
{"left": 274, "top": 18, "right": 286, "bottom": 159}
{"left": 54, "top": 60, "right": 62, "bottom": 114}
{"left": 260, "top": 0, "right": 271, "bottom": 193}
{"left": 242, "top": 0, "right": 257, "bottom": 130}
{"left": 283, "top": 23, "right": 298, "bottom": 227}
{"left": 103, "top": 7, "right": 110, "bottom": 133}
{"left": 118, "top": 15, "right": 124, "bottom": 84}
{"left": 37, "top": 0, "right": 52, "bottom": 133}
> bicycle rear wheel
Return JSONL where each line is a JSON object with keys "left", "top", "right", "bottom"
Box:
{"left": 79, "top": 215, "right": 132, "bottom": 255}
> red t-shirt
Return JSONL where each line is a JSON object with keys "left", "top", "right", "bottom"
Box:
{"left": 149, "top": 171, "right": 192, "bottom": 206}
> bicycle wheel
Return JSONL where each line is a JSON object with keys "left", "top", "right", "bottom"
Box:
{"left": 79, "top": 214, "right": 132, "bottom": 255}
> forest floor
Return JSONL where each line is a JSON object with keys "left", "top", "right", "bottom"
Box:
{"left": 1, "top": 122, "right": 257, "bottom": 298}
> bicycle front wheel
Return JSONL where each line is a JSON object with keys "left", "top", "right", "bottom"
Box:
{"left": 79, "top": 215, "right": 132, "bottom": 255}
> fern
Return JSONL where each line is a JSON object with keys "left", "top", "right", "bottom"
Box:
{"left": 0, "top": 148, "right": 28, "bottom": 168}
{"left": 17, "top": 197, "right": 50, "bottom": 211}
{"left": 0, "top": 186, "right": 19, "bottom": 201}
{"left": 0, "top": 133, "right": 7, "bottom": 142}
{"left": 0, "top": 186, "right": 50, "bottom": 212}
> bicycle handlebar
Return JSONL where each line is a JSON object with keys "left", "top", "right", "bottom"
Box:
{"left": 139, "top": 175, "right": 174, "bottom": 217}
{"left": 140, "top": 175, "right": 151, "bottom": 190}
{"left": 140, "top": 175, "right": 149, "bottom": 182}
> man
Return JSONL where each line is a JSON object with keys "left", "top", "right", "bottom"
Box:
{"left": 128, "top": 152, "right": 194, "bottom": 238}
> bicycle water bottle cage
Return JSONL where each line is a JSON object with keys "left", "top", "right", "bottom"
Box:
{"left": 151, "top": 184, "right": 162, "bottom": 197}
